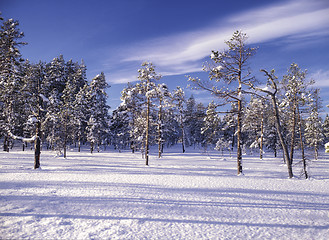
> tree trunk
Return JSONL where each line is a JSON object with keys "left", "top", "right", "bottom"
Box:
{"left": 34, "top": 121, "right": 41, "bottom": 169}
{"left": 274, "top": 134, "right": 277, "bottom": 158}
{"left": 78, "top": 134, "right": 81, "bottom": 152}
{"left": 178, "top": 105, "right": 186, "bottom": 153}
{"left": 145, "top": 96, "right": 150, "bottom": 165}
{"left": 237, "top": 99, "right": 243, "bottom": 175}
{"left": 158, "top": 101, "right": 162, "bottom": 158}
{"left": 3, "top": 135, "right": 9, "bottom": 152}
{"left": 51, "top": 124, "right": 55, "bottom": 151}
{"left": 63, "top": 111, "right": 68, "bottom": 158}
{"left": 231, "top": 126, "right": 235, "bottom": 153}
{"left": 180, "top": 116, "right": 185, "bottom": 153}
{"left": 297, "top": 108, "right": 308, "bottom": 179}
{"left": 270, "top": 95, "right": 293, "bottom": 178}
{"left": 289, "top": 107, "right": 296, "bottom": 164}
{"left": 259, "top": 114, "right": 264, "bottom": 160}
{"left": 90, "top": 142, "right": 94, "bottom": 154}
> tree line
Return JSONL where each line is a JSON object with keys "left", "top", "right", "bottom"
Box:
{"left": 1, "top": 15, "right": 329, "bottom": 178}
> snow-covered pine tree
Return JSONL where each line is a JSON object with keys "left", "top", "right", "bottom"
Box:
{"left": 172, "top": 87, "right": 187, "bottom": 153}
{"left": 255, "top": 69, "right": 293, "bottom": 178}
{"left": 195, "top": 103, "right": 207, "bottom": 147}
{"left": 42, "top": 56, "right": 66, "bottom": 152}
{"left": 280, "top": 63, "right": 314, "bottom": 164}
{"left": 153, "top": 83, "right": 171, "bottom": 158}
{"left": 262, "top": 100, "right": 279, "bottom": 158}
{"left": 119, "top": 83, "right": 145, "bottom": 152}
{"left": 86, "top": 72, "right": 110, "bottom": 153}
{"left": 25, "top": 62, "right": 48, "bottom": 168}
{"left": 243, "top": 97, "right": 266, "bottom": 159}
{"left": 72, "top": 83, "right": 89, "bottom": 152}
{"left": 202, "top": 101, "right": 221, "bottom": 149}
{"left": 109, "top": 104, "right": 131, "bottom": 151}
{"left": 60, "top": 59, "right": 87, "bottom": 157}
{"left": 184, "top": 95, "right": 196, "bottom": 147}
{"left": 0, "top": 18, "right": 27, "bottom": 152}
{"left": 305, "top": 89, "right": 324, "bottom": 161}
{"left": 137, "top": 62, "right": 161, "bottom": 165}
{"left": 45, "top": 55, "right": 66, "bottom": 96}
{"left": 189, "top": 31, "right": 257, "bottom": 175}
{"left": 323, "top": 114, "right": 329, "bottom": 144}
{"left": 221, "top": 103, "right": 238, "bottom": 154}
{"left": 184, "top": 96, "right": 206, "bottom": 148}
{"left": 5, "top": 60, "right": 48, "bottom": 168}
{"left": 162, "top": 107, "right": 180, "bottom": 148}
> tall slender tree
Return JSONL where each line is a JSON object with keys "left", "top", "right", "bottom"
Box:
{"left": 137, "top": 62, "right": 161, "bottom": 165}
{"left": 86, "top": 72, "right": 110, "bottom": 153}
{"left": 280, "top": 63, "right": 313, "bottom": 164}
{"left": 305, "top": 89, "right": 324, "bottom": 161}
{"left": 172, "top": 87, "right": 187, "bottom": 153}
{"left": 189, "top": 31, "right": 257, "bottom": 175}
{"left": 253, "top": 69, "right": 293, "bottom": 178}
{"left": 0, "top": 18, "right": 27, "bottom": 152}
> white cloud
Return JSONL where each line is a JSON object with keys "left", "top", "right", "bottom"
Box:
{"left": 108, "top": 0, "right": 329, "bottom": 84}
{"left": 311, "top": 70, "right": 329, "bottom": 87}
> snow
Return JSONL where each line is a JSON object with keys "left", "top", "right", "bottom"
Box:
{"left": 7, "top": 131, "right": 37, "bottom": 143}
{"left": 39, "top": 94, "right": 49, "bottom": 103}
{"left": 1, "top": 146, "right": 329, "bottom": 239}
{"left": 28, "top": 116, "right": 38, "bottom": 124}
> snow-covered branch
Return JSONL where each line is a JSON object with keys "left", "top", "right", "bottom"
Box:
{"left": 8, "top": 131, "right": 37, "bottom": 143}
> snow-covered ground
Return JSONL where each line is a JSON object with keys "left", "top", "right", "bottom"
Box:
{"left": 1, "top": 146, "right": 328, "bottom": 239}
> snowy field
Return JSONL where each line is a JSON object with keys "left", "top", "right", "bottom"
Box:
{"left": 1, "top": 146, "right": 329, "bottom": 239}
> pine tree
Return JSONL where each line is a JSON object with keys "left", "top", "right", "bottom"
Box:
{"left": 137, "top": 62, "right": 161, "bottom": 165}
{"left": 172, "top": 87, "right": 187, "bottom": 153}
{"left": 153, "top": 83, "right": 170, "bottom": 158}
{"left": 0, "top": 18, "right": 27, "bottom": 151}
{"left": 184, "top": 95, "right": 197, "bottom": 147}
{"left": 202, "top": 101, "right": 220, "bottom": 148}
{"left": 189, "top": 31, "right": 257, "bottom": 175}
{"left": 280, "top": 63, "right": 313, "bottom": 164}
{"left": 305, "top": 89, "right": 324, "bottom": 161}
{"left": 243, "top": 97, "right": 266, "bottom": 159}
{"left": 72, "top": 83, "right": 89, "bottom": 152}
{"left": 109, "top": 105, "right": 130, "bottom": 151}
{"left": 119, "top": 83, "right": 145, "bottom": 152}
{"left": 162, "top": 107, "right": 180, "bottom": 148}
{"left": 86, "top": 72, "right": 110, "bottom": 153}
{"left": 254, "top": 69, "right": 293, "bottom": 178}
{"left": 323, "top": 114, "right": 329, "bottom": 144}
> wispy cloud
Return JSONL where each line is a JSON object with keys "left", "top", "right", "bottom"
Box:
{"left": 109, "top": 0, "right": 329, "bottom": 84}
{"left": 311, "top": 69, "right": 329, "bottom": 87}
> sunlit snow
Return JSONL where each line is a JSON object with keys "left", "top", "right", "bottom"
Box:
{"left": 0, "top": 146, "right": 328, "bottom": 239}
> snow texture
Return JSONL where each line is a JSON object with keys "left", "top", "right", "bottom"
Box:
{"left": 7, "top": 131, "right": 37, "bottom": 143}
{"left": 0, "top": 146, "right": 329, "bottom": 239}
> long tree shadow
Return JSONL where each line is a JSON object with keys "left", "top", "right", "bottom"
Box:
{"left": 1, "top": 181, "right": 329, "bottom": 211}
{"left": 1, "top": 212, "right": 328, "bottom": 230}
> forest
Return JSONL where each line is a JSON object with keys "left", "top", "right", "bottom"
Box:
{"left": 1, "top": 15, "right": 329, "bottom": 179}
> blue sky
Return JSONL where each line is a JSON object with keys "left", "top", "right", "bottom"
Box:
{"left": 1, "top": 0, "right": 329, "bottom": 114}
